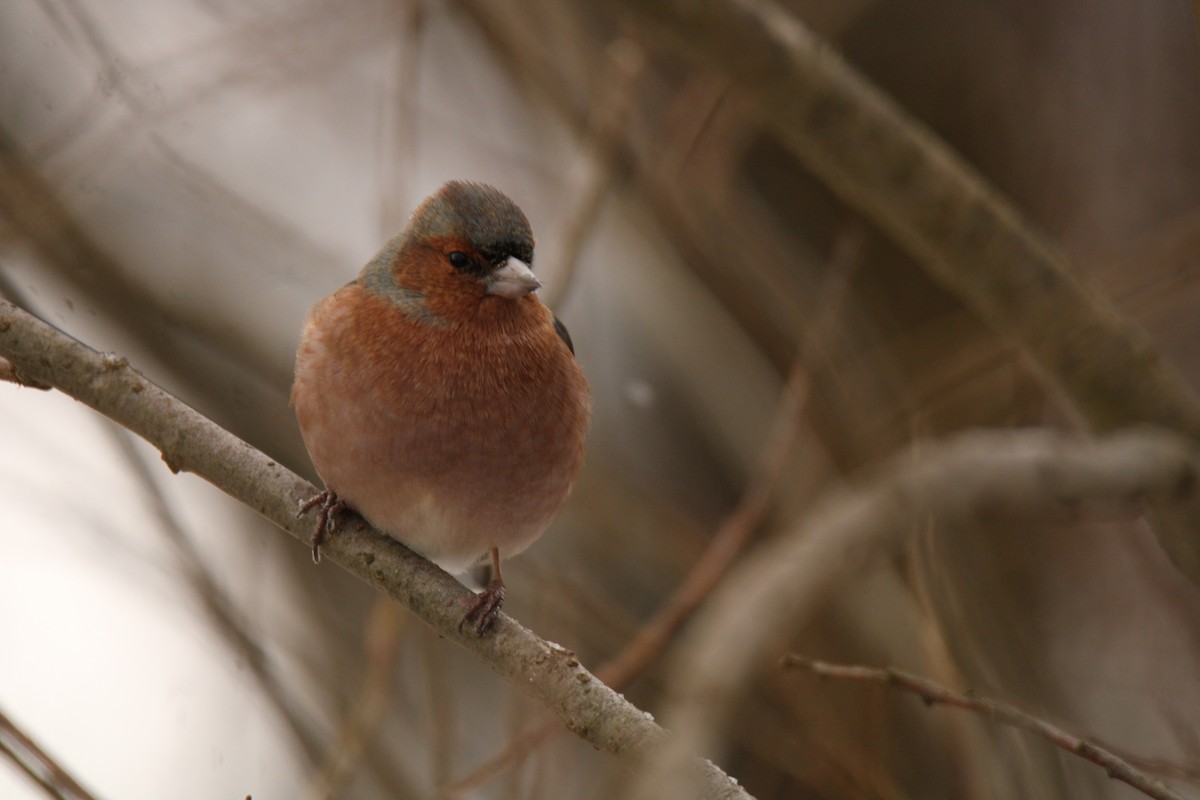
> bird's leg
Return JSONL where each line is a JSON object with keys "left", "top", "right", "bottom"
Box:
{"left": 461, "top": 547, "right": 506, "bottom": 636}
{"left": 297, "top": 489, "right": 346, "bottom": 563}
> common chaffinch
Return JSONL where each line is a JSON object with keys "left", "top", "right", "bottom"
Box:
{"left": 292, "top": 180, "right": 590, "bottom": 634}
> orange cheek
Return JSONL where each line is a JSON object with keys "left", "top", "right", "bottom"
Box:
{"left": 385, "top": 239, "right": 493, "bottom": 324}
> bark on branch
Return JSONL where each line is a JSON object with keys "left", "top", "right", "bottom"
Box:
{"left": 0, "top": 298, "right": 750, "bottom": 800}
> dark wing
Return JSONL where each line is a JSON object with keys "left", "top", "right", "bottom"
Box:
{"left": 553, "top": 316, "right": 575, "bottom": 355}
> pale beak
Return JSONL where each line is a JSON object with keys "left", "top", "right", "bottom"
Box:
{"left": 485, "top": 258, "right": 541, "bottom": 298}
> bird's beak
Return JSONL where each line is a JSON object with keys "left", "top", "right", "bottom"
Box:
{"left": 485, "top": 258, "right": 541, "bottom": 298}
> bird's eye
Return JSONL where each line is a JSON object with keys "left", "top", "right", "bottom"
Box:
{"left": 447, "top": 251, "right": 471, "bottom": 270}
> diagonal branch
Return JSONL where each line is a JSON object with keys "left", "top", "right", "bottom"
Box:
{"left": 439, "top": 363, "right": 810, "bottom": 798}
{"left": 0, "top": 298, "right": 752, "bottom": 800}
{"left": 0, "top": 705, "right": 103, "bottom": 800}
{"left": 781, "top": 656, "right": 1187, "bottom": 800}
{"left": 438, "top": 238, "right": 856, "bottom": 797}
{"left": 605, "top": 0, "right": 1200, "bottom": 583}
{"left": 629, "top": 426, "right": 1200, "bottom": 799}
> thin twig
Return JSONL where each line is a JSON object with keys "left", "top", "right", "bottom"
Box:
{"left": 628, "top": 427, "right": 1200, "bottom": 799}
{"left": 599, "top": 366, "right": 809, "bottom": 685}
{"left": 781, "top": 655, "right": 1188, "bottom": 800}
{"left": 598, "top": 223, "right": 859, "bottom": 683}
{"left": 1098, "top": 749, "right": 1200, "bottom": 785}
{"left": 0, "top": 298, "right": 750, "bottom": 800}
{"left": 0, "top": 706, "right": 103, "bottom": 800}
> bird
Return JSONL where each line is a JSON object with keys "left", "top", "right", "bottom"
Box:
{"left": 292, "top": 180, "right": 590, "bottom": 635}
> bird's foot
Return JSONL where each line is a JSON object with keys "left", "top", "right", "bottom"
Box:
{"left": 460, "top": 577, "right": 506, "bottom": 636}
{"left": 297, "top": 489, "right": 346, "bottom": 563}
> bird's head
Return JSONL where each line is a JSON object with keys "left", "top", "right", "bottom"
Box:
{"left": 402, "top": 180, "right": 540, "bottom": 299}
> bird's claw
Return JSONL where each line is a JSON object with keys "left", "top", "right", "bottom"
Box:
{"left": 297, "top": 489, "right": 346, "bottom": 563}
{"left": 460, "top": 578, "right": 506, "bottom": 636}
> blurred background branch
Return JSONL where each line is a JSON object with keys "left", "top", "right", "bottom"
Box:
{"left": 3, "top": 1, "right": 1200, "bottom": 798}
{"left": 608, "top": 0, "right": 1200, "bottom": 581}
{"left": 639, "top": 428, "right": 1199, "bottom": 799}
{"left": 781, "top": 655, "right": 1189, "bottom": 800}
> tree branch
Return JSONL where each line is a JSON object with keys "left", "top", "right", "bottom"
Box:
{"left": 0, "top": 705, "right": 103, "bottom": 800}
{"left": 440, "top": 363, "right": 810, "bottom": 797}
{"left": 605, "top": 0, "right": 1200, "bottom": 583}
{"left": 629, "top": 427, "right": 1200, "bottom": 799}
{"left": 0, "top": 298, "right": 752, "bottom": 800}
{"left": 782, "top": 656, "right": 1187, "bottom": 800}
{"left": 439, "top": 247, "right": 856, "bottom": 796}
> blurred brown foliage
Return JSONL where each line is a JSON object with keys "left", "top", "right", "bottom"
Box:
{"left": 2, "top": 1, "right": 1200, "bottom": 798}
